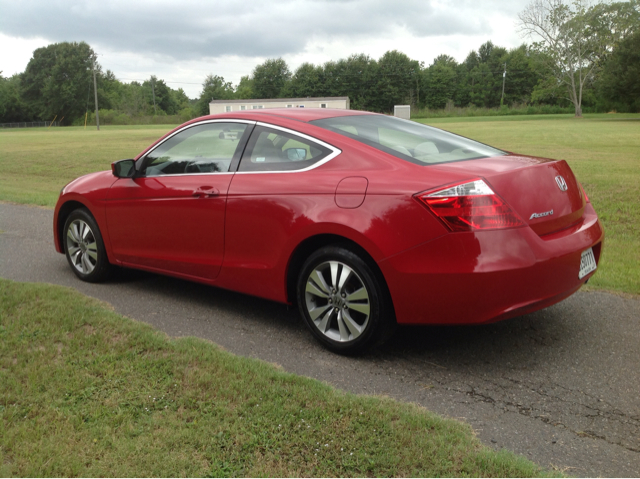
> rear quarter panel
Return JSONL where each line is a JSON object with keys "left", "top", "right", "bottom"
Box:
{"left": 218, "top": 147, "right": 452, "bottom": 303}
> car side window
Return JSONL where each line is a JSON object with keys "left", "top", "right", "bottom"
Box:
{"left": 140, "top": 122, "right": 248, "bottom": 176}
{"left": 238, "top": 126, "right": 331, "bottom": 172}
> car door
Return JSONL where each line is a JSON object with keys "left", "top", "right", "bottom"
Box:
{"left": 220, "top": 124, "right": 341, "bottom": 300}
{"left": 105, "top": 120, "right": 253, "bottom": 280}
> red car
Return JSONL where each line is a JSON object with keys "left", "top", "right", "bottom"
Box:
{"left": 54, "top": 109, "right": 603, "bottom": 353}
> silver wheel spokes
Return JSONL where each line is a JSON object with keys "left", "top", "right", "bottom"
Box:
{"left": 66, "top": 219, "right": 98, "bottom": 274}
{"left": 305, "top": 261, "right": 370, "bottom": 342}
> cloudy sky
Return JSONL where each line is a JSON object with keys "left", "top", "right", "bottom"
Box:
{"left": 0, "top": 0, "right": 533, "bottom": 98}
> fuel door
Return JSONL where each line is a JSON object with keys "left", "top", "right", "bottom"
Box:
{"left": 335, "top": 176, "right": 368, "bottom": 209}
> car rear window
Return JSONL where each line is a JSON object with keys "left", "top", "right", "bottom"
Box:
{"left": 311, "top": 115, "right": 505, "bottom": 165}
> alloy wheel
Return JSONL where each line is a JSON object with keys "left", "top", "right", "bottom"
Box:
{"left": 66, "top": 219, "right": 98, "bottom": 275}
{"left": 304, "top": 260, "right": 371, "bottom": 342}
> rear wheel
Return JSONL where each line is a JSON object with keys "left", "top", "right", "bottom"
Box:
{"left": 63, "top": 208, "right": 111, "bottom": 282}
{"left": 297, "top": 245, "right": 395, "bottom": 354}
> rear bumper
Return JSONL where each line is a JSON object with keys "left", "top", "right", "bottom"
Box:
{"left": 380, "top": 204, "right": 604, "bottom": 325}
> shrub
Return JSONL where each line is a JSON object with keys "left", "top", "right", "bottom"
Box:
{"left": 82, "top": 109, "right": 198, "bottom": 126}
{"left": 411, "top": 103, "right": 584, "bottom": 119}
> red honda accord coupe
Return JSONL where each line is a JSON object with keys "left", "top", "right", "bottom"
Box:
{"left": 54, "top": 108, "right": 603, "bottom": 353}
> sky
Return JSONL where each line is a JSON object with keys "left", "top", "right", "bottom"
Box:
{"left": 0, "top": 0, "right": 533, "bottom": 99}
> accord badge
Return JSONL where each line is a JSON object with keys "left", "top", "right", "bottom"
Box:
{"left": 530, "top": 209, "right": 554, "bottom": 220}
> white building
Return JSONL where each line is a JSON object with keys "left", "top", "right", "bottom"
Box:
{"left": 209, "top": 97, "right": 350, "bottom": 114}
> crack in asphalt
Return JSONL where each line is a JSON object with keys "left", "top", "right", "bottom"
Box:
{"left": 361, "top": 330, "right": 640, "bottom": 464}
{"left": 446, "top": 375, "right": 640, "bottom": 453}
{"left": 377, "top": 347, "right": 640, "bottom": 454}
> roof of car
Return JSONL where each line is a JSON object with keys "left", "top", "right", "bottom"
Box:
{"left": 204, "top": 108, "right": 377, "bottom": 123}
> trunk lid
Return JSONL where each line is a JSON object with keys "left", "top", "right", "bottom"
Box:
{"left": 434, "top": 155, "right": 585, "bottom": 236}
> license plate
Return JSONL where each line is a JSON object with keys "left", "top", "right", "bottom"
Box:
{"left": 579, "top": 247, "right": 597, "bottom": 279}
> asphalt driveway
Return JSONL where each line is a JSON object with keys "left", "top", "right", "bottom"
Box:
{"left": 1, "top": 202, "right": 639, "bottom": 477}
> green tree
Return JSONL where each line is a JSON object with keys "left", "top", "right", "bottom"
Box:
{"left": 143, "top": 76, "right": 178, "bottom": 115}
{"left": 598, "top": 30, "right": 640, "bottom": 111}
{"left": 21, "top": 41, "right": 97, "bottom": 123}
{"left": 320, "top": 60, "right": 344, "bottom": 98}
{"left": 0, "top": 73, "right": 30, "bottom": 122}
{"left": 320, "top": 55, "right": 380, "bottom": 108}
{"left": 235, "top": 76, "right": 254, "bottom": 99}
{"left": 456, "top": 51, "right": 481, "bottom": 106}
{"left": 286, "top": 62, "right": 324, "bottom": 98}
{"left": 518, "top": 0, "right": 640, "bottom": 116}
{"left": 473, "top": 41, "right": 508, "bottom": 107}
{"left": 96, "top": 70, "right": 124, "bottom": 111}
{"left": 446, "top": 42, "right": 530, "bottom": 109}
{"left": 252, "top": 58, "right": 291, "bottom": 98}
{"left": 197, "top": 74, "right": 235, "bottom": 115}
{"left": 340, "top": 54, "right": 379, "bottom": 111}
{"left": 423, "top": 55, "right": 458, "bottom": 109}
{"left": 501, "top": 45, "right": 540, "bottom": 106}
{"left": 0, "top": 72, "right": 32, "bottom": 123}
{"left": 469, "top": 63, "right": 495, "bottom": 107}
{"left": 116, "top": 82, "right": 150, "bottom": 116}
{"left": 375, "top": 50, "right": 420, "bottom": 112}
{"left": 588, "top": 0, "right": 640, "bottom": 58}
{"left": 171, "top": 88, "right": 191, "bottom": 111}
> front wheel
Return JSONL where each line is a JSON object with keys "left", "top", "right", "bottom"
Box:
{"left": 297, "top": 245, "right": 395, "bottom": 354}
{"left": 63, "top": 208, "right": 111, "bottom": 283}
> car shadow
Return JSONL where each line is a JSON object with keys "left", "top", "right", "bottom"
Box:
{"left": 109, "top": 266, "right": 301, "bottom": 325}
{"left": 369, "top": 305, "right": 581, "bottom": 375}
{"left": 107, "top": 266, "right": 581, "bottom": 373}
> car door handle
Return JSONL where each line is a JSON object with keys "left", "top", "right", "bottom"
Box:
{"left": 192, "top": 186, "right": 220, "bottom": 198}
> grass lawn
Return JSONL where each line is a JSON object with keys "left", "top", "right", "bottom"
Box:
{"left": 0, "top": 124, "right": 174, "bottom": 206}
{"left": 416, "top": 114, "right": 640, "bottom": 296}
{"left": 413, "top": 112, "right": 640, "bottom": 124}
{"left": 0, "top": 279, "right": 551, "bottom": 477}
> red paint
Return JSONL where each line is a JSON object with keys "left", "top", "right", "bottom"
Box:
{"left": 335, "top": 176, "right": 368, "bottom": 209}
{"left": 54, "top": 109, "right": 604, "bottom": 325}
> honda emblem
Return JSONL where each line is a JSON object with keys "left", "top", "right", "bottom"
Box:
{"left": 555, "top": 176, "right": 568, "bottom": 191}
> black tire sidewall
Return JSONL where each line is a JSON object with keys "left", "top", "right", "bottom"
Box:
{"left": 297, "top": 245, "right": 387, "bottom": 354}
{"left": 63, "top": 208, "right": 110, "bottom": 283}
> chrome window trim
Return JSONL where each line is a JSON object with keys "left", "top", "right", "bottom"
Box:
{"left": 235, "top": 121, "right": 341, "bottom": 175}
{"left": 137, "top": 119, "right": 341, "bottom": 176}
{"left": 135, "top": 172, "right": 236, "bottom": 178}
{"left": 137, "top": 119, "right": 256, "bottom": 175}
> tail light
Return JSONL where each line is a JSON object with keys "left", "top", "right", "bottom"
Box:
{"left": 416, "top": 179, "right": 525, "bottom": 232}
{"left": 580, "top": 183, "right": 590, "bottom": 203}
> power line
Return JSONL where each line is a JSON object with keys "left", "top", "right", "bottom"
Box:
{"left": 112, "top": 69, "right": 535, "bottom": 86}
{"left": 116, "top": 78, "right": 203, "bottom": 85}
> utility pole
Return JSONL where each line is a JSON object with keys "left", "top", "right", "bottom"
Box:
{"left": 92, "top": 57, "right": 100, "bottom": 130}
{"left": 151, "top": 76, "right": 157, "bottom": 114}
{"left": 500, "top": 62, "right": 507, "bottom": 107}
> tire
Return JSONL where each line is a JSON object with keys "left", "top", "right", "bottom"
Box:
{"left": 63, "top": 208, "right": 111, "bottom": 283}
{"left": 297, "top": 245, "right": 395, "bottom": 354}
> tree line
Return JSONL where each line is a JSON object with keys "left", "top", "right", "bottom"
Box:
{"left": 1, "top": 0, "right": 637, "bottom": 125}
{"left": 0, "top": 41, "right": 194, "bottom": 125}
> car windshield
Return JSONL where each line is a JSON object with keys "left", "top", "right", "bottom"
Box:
{"left": 311, "top": 114, "right": 506, "bottom": 165}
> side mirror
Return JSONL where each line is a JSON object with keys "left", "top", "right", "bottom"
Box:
{"left": 112, "top": 159, "right": 136, "bottom": 178}
{"left": 284, "top": 148, "right": 307, "bottom": 161}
